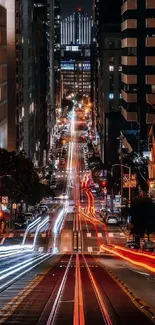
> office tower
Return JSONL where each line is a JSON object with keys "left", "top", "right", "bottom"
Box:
{"left": 61, "top": 9, "right": 93, "bottom": 45}
{"left": 121, "top": 0, "right": 155, "bottom": 146}
{"left": 5, "top": 0, "right": 23, "bottom": 152}
{"left": 47, "top": 0, "right": 61, "bottom": 146}
{"left": 0, "top": 2, "right": 7, "bottom": 149}
{"left": 3, "top": 0, "right": 48, "bottom": 165}
{"left": 33, "top": 0, "right": 48, "bottom": 166}
{"left": 93, "top": 0, "right": 123, "bottom": 164}
{"left": 61, "top": 45, "right": 91, "bottom": 96}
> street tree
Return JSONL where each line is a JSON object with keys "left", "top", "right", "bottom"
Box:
{"left": 130, "top": 195, "right": 155, "bottom": 241}
{"left": 0, "top": 149, "right": 42, "bottom": 205}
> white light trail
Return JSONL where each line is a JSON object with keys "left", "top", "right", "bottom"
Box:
{"left": 33, "top": 216, "right": 49, "bottom": 248}
{"left": 22, "top": 217, "right": 42, "bottom": 246}
{"left": 0, "top": 254, "right": 50, "bottom": 291}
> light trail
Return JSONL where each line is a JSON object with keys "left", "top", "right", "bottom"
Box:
{"left": 0, "top": 254, "right": 50, "bottom": 291}
{"left": 100, "top": 244, "right": 155, "bottom": 273}
{"left": 114, "top": 245, "right": 155, "bottom": 260}
{"left": 22, "top": 216, "right": 42, "bottom": 246}
{"left": 0, "top": 254, "right": 43, "bottom": 279}
{"left": 33, "top": 216, "right": 49, "bottom": 249}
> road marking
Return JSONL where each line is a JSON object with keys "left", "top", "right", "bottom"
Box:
{"left": 95, "top": 258, "right": 155, "bottom": 324}
{"left": 0, "top": 257, "right": 60, "bottom": 323}
{"left": 98, "top": 233, "right": 102, "bottom": 238}
{"left": 63, "top": 247, "right": 68, "bottom": 251}
{"left": 108, "top": 233, "right": 114, "bottom": 237}
{"left": 87, "top": 233, "right": 91, "bottom": 238}
{"left": 87, "top": 247, "right": 93, "bottom": 252}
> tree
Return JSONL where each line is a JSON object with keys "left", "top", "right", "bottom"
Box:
{"left": 0, "top": 149, "right": 42, "bottom": 205}
{"left": 130, "top": 195, "right": 155, "bottom": 241}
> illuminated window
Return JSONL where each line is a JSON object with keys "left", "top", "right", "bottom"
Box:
{"left": 109, "top": 65, "right": 114, "bottom": 72}
{"left": 109, "top": 93, "right": 114, "bottom": 99}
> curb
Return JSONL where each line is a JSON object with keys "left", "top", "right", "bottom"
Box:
{"left": 96, "top": 258, "right": 155, "bottom": 323}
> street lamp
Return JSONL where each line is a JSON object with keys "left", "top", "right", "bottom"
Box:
{"left": 111, "top": 164, "right": 131, "bottom": 213}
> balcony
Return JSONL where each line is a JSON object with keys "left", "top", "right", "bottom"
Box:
{"left": 121, "top": 73, "right": 137, "bottom": 84}
{"left": 121, "top": 56, "right": 137, "bottom": 66}
{"left": 121, "top": 0, "right": 137, "bottom": 14}
{"left": 146, "top": 0, "right": 155, "bottom": 9}
{"left": 146, "top": 75, "right": 155, "bottom": 85}
{"left": 121, "top": 38, "right": 137, "bottom": 48}
{"left": 121, "top": 106, "right": 137, "bottom": 122}
{"left": 146, "top": 112, "right": 155, "bottom": 124}
{"left": 146, "top": 18, "right": 155, "bottom": 28}
{"left": 146, "top": 94, "right": 155, "bottom": 104}
{"left": 121, "top": 19, "right": 137, "bottom": 31}
{"left": 121, "top": 90, "right": 137, "bottom": 102}
{"left": 145, "top": 37, "right": 155, "bottom": 47}
{"left": 145, "top": 56, "right": 155, "bottom": 66}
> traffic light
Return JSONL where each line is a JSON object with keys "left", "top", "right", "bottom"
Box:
{"left": 0, "top": 211, "right": 3, "bottom": 218}
{"left": 101, "top": 180, "right": 107, "bottom": 187}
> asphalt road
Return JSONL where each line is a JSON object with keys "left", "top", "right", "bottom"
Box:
{"left": 0, "top": 253, "right": 154, "bottom": 324}
{"left": 1, "top": 109, "right": 155, "bottom": 324}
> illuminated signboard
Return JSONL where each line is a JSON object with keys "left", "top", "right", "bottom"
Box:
{"left": 66, "top": 46, "right": 79, "bottom": 51}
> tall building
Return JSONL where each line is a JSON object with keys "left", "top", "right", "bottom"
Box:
{"left": 61, "top": 10, "right": 92, "bottom": 98}
{"left": 61, "top": 45, "right": 91, "bottom": 96}
{"left": 33, "top": 0, "right": 48, "bottom": 166}
{"left": 93, "top": 0, "right": 123, "bottom": 164}
{"left": 61, "top": 9, "right": 93, "bottom": 45}
{"left": 0, "top": 2, "right": 7, "bottom": 149}
{"left": 1, "top": 0, "right": 48, "bottom": 166}
{"left": 47, "top": 0, "right": 61, "bottom": 146}
{"left": 121, "top": 0, "right": 155, "bottom": 148}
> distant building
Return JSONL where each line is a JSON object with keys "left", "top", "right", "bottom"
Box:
{"left": 61, "top": 9, "right": 93, "bottom": 45}
{"left": 61, "top": 45, "right": 91, "bottom": 96}
{"left": 61, "top": 10, "right": 92, "bottom": 97}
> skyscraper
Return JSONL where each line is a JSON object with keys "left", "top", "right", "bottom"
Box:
{"left": 47, "top": 0, "right": 61, "bottom": 146}
{"left": 0, "top": 2, "right": 7, "bottom": 149}
{"left": 61, "top": 9, "right": 93, "bottom": 45}
{"left": 93, "top": 0, "right": 122, "bottom": 164}
{"left": 0, "top": 0, "right": 48, "bottom": 166}
{"left": 121, "top": 0, "right": 155, "bottom": 145}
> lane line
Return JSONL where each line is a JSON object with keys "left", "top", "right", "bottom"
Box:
{"left": 95, "top": 256, "right": 155, "bottom": 324}
{"left": 0, "top": 256, "right": 60, "bottom": 323}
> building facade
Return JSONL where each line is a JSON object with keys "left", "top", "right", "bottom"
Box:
{"left": 61, "top": 9, "right": 93, "bottom": 45}
{"left": 0, "top": 3, "right": 7, "bottom": 149}
{"left": 61, "top": 45, "right": 91, "bottom": 96}
{"left": 93, "top": 0, "right": 123, "bottom": 164}
{"left": 121, "top": 0, "right": 155, "bottom": 146}
{"left": 47, "top": 0, "right": 61, "bottom": 146}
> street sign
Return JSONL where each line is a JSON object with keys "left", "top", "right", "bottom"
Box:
{"left": 2, "top": 196, "right": 8, "bottom": 205}
{"left": 115, "top": 195, "right": 121, "bottom": 207}
{"left": 123, "top": 174, "right": 137, "bottom": 188}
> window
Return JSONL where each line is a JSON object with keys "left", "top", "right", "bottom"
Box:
{"left": 109, "top": 93, "right": 114, "bottom": 99}
{"left": 109, "top": 65, "right": 114, "bottom": 72}
{"left": 119, "top": 66, "right": 122, "bottom": 72}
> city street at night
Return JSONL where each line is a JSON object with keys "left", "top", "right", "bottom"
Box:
{"left": 1, "top": 0, "right": 155, "bottom": 324}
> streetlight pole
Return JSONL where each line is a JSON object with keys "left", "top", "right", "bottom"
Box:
{"left": 111, "top": 164, "right": 131, "bottom": 212}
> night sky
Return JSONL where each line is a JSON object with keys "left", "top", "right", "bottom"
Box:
{"left": 61, "top": 0, "right": 93, "bottom": 18}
